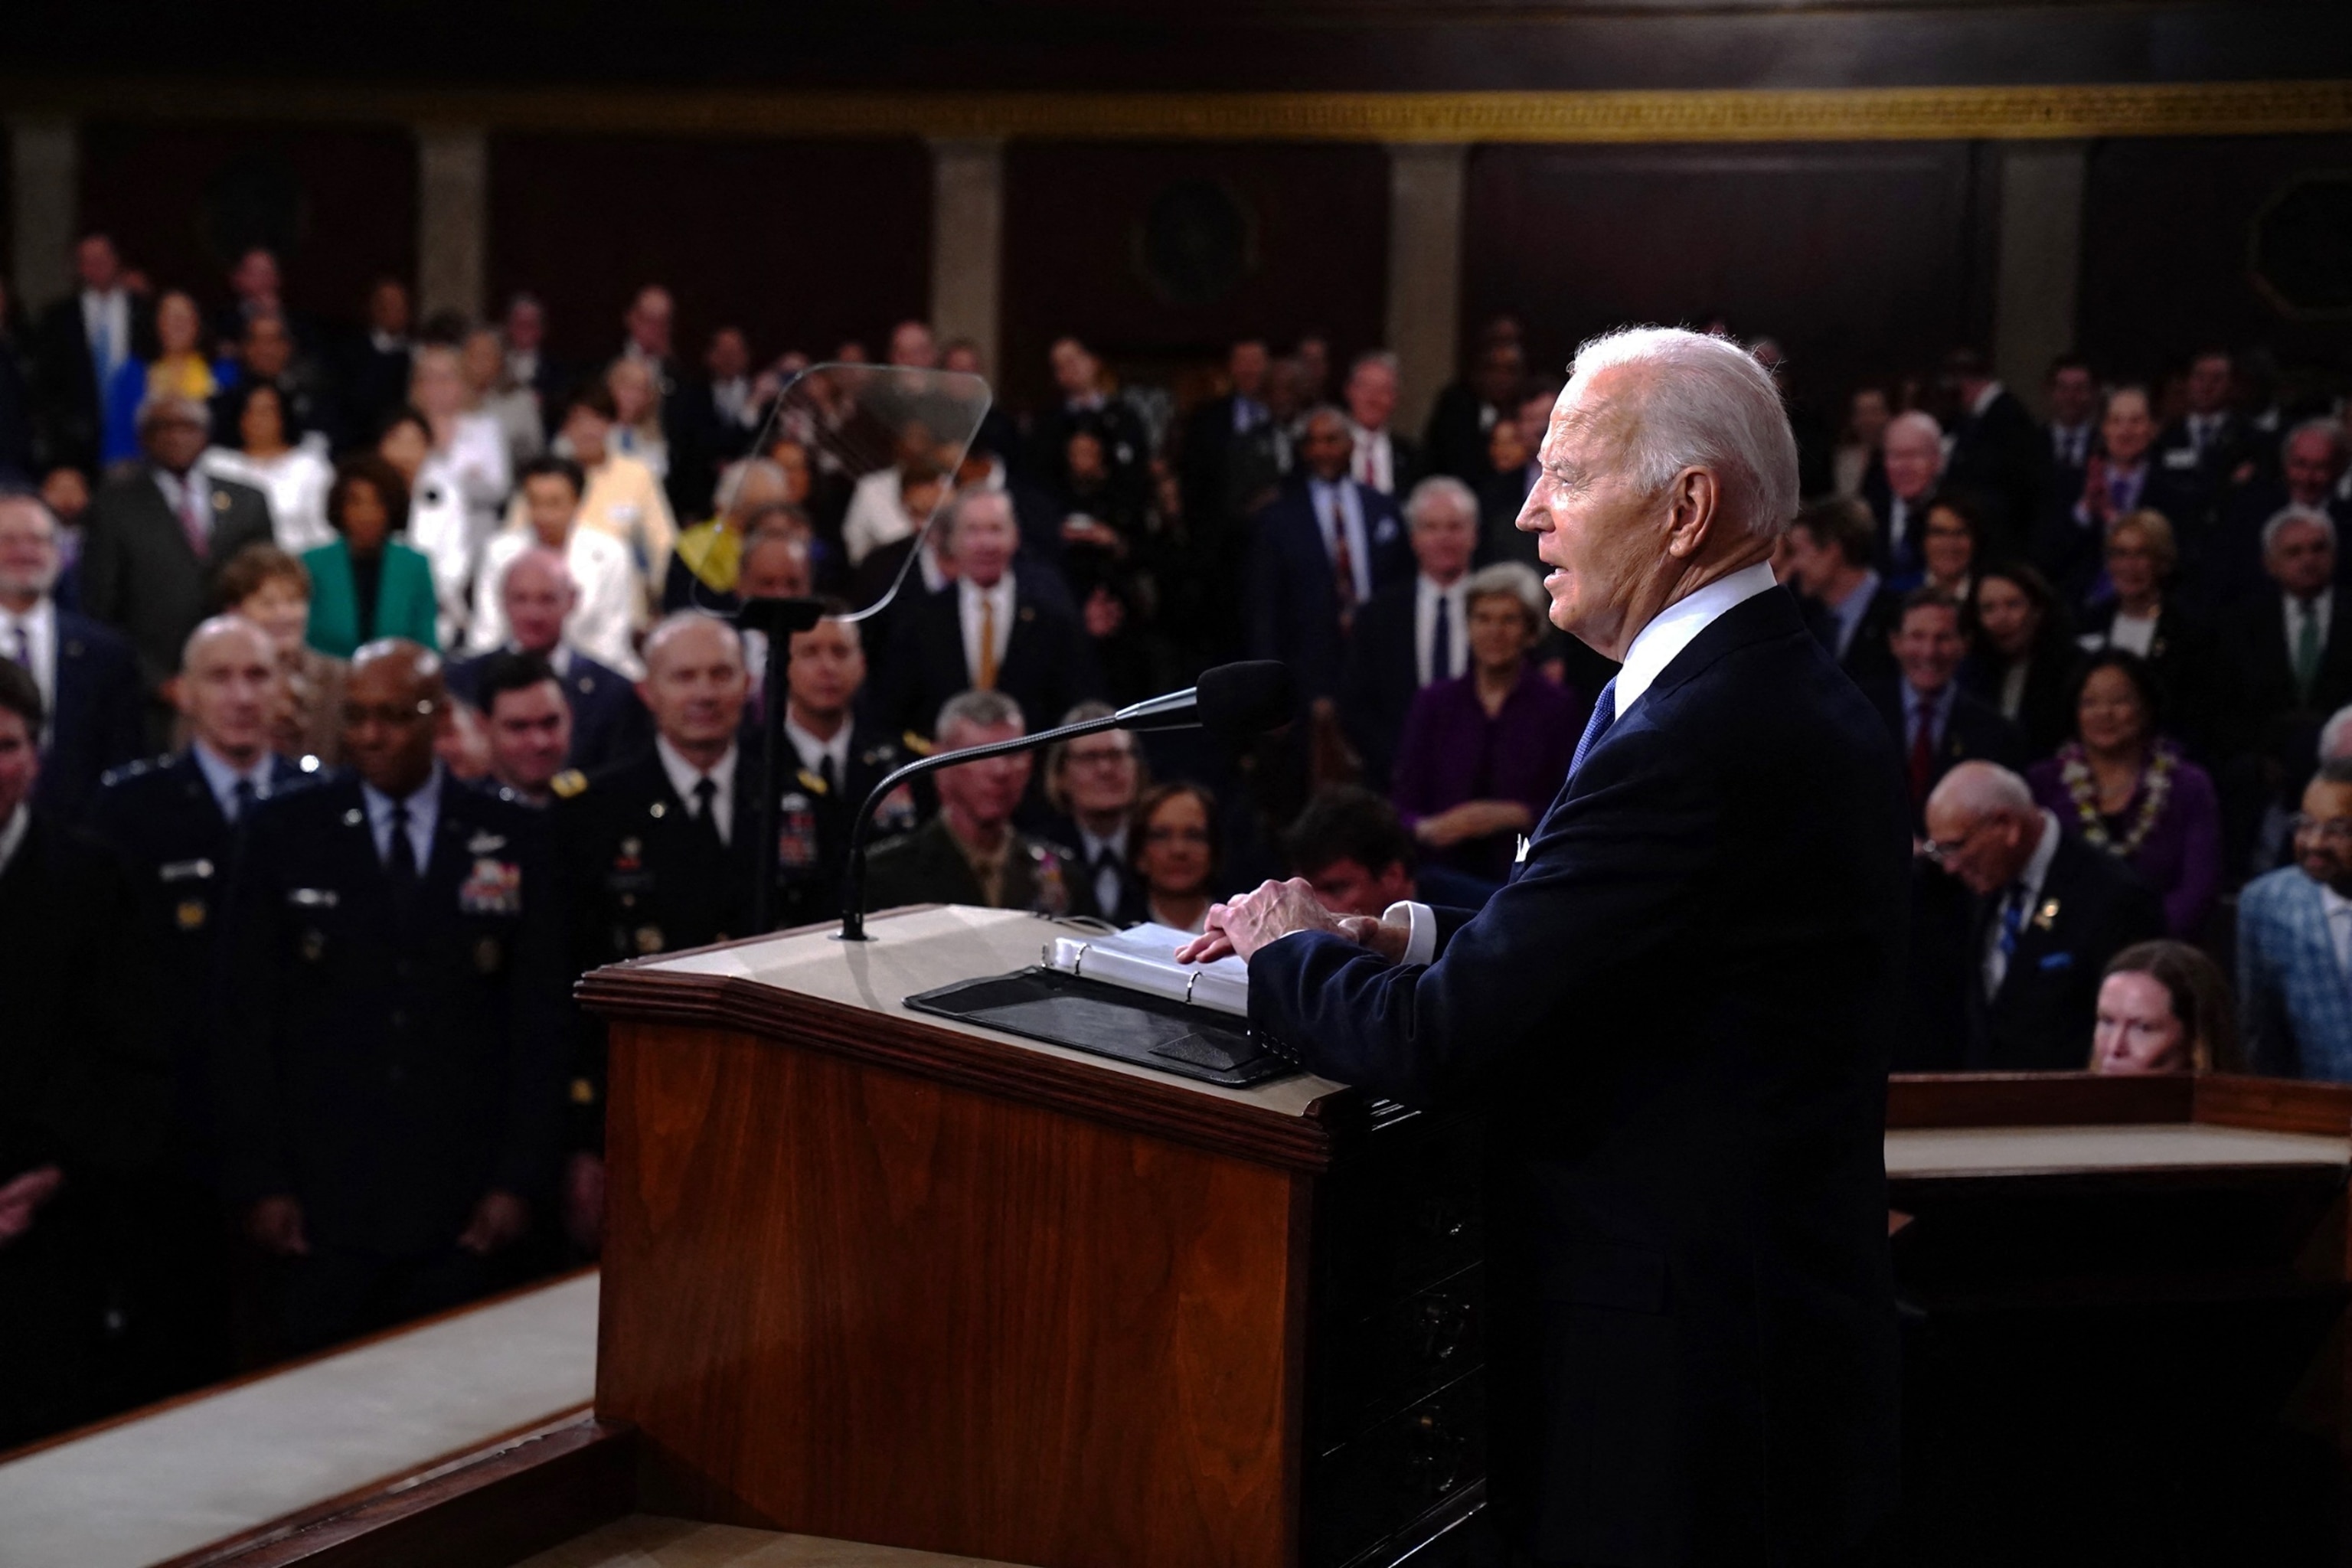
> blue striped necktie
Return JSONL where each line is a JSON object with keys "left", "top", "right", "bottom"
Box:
{"left": 1568, "top": 678, "right": 1619, "bottom": 782}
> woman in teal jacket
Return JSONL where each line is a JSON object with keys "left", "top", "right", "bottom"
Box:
{"left": 302, "top": 454, "right": 439, "bottom": 658}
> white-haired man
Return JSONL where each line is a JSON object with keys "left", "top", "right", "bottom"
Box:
{"left": 1183, "top": 327, "right": 1906, "bottom": 1563}
{"left": 1341, "top": 474, "right": 1478, "bottom": 788}
{"left": 2220, "top": 507, "right": 2352, "bottom": 760}
{"left": 1343, "top": 349, "right": 1422, "bottom": 496}
{"left": 1871, "top": 407, "right": 1944, "bottom": 581}
{"left": 1922, "top": 760, "right": 2163, "bottom": 1072}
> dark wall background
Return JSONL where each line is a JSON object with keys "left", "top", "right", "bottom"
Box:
{"left": 2079, "top": 133, "right": 2352, "bottom": 387}
{"left": 77, "top": 121, "right": 417, "bottom": 324}
{"left": 486, "top": 136, "right": 931, "bottom": 372}
{"left": 1000, "top": 142, "right": 1390, "bottom": 408}
{"left": 1461, "top": 142, "right": 1997, "bottom": 411}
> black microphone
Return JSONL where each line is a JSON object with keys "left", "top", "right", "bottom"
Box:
{"left": 835, "top": 661, "right": 1295, "bottom": 941}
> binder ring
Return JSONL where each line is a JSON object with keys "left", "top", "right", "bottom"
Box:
{"left": 1184, "top": 969, "right": 1200, "bottom": 1005}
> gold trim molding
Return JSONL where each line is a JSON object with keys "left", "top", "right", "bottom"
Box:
{"left": 9, "top": 78, "right": 2350, "bottom": 143}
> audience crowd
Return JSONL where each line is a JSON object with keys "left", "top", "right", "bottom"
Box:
{"left": 5, "top": 230, "right": 2352, "bottom": 1447}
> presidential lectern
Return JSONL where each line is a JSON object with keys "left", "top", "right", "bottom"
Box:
{"left": 574, "top": 903, "right": 1487, "bottom": 1568}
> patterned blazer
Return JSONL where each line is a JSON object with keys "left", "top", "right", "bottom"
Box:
{"left": 2238, "top": 865, "right": 2352, "bottom": 1083}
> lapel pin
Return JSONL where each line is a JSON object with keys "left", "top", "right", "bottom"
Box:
{"left": 2033, "top": 898, "right": 2060, "bottom": 932}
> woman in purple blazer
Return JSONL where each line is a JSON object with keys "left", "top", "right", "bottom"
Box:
{"left": 1390, "top": 561, "right": 1587, "bottom": 882}
{"left": 2027, "top": 648, "right": 2222, "bottom": 939}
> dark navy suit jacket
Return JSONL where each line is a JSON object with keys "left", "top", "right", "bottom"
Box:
{"left": 32, "top": 607, "right": 146, "bottom": 824}
{"left": 1245, "top": 479, "right": 1411, "bottom": 704}
{"left": 1250, "top": 586, "right": 1906, "bottom": 1564}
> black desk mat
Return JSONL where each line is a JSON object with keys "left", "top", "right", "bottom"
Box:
{"left": 905, "top": 965, "right": 1292, "bottom": 1088}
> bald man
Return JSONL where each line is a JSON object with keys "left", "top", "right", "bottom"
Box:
{"left": 86, "top": 616, "right": 318, "bottom": 1394}
{"left": 214, "top": 639, "right": 567, "bottom": 1354}
{"left": 1923, "top": 760, "right": 2164, "bottom": 1070}
{"left": 448, "top": 546, "right": 645, "bottom": 773}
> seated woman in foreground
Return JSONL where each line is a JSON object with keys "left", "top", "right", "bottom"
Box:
{"left": 2092, "top": 939, "right": 2239, "bottom": 1074}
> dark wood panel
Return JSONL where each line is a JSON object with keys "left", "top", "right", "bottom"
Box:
{"left": 201, "top": 1418, "right": 634, "bottom": 1568}
{"left": 596, "top": 1020, "right": 1303, "bottom": 1567}
{"left": 1462, "top": 141, "right": 1989, "bottom": 407}
{"left": 487, "top": 135, "right": 930, "bottom": 371}
{"left": 2079, "top": 133, "right": 2352, "bottom": 387}
{"left": 576, "top": 960, "right": 1340, "bottom": 1171}
{"left": 1885, "top": 1071, "right": 2195, "bottom": 1129}
{"left": 1000, "top": 142, "right": 1389, "bottom": 413}
{"left": 77, "top": 121, "right": 417, "bottom": 335}
{"left": 2193, "top": 1073, "right": 2352, "bottom": 1137}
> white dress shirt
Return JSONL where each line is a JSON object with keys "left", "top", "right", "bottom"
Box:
{"left": 841, "top": 467, "right": 917, "bottom": 567}
{"left": 1305, "top": 478, "right": 1374, "bottom": 605}
{"left": 2104, "top": 611, "right": 2159, "bottom": 658}
{"left": 1379, "top": 558, "right": 1781, "bottom": 965}
{"left": 656, "top": 735, "right": 737, "bottom": 845}
{"left": 191, "top": 739, "right": 276, "bottom": 823}
{"left": 0, "top": 803, "right": 29, "bottom": 880}
{"left": 0, "top": 597, "right": 57, "bottom": 725}
{"left": 959, "top": 573, "right": 1017, "bottom": 684}
{"left": 361, "top": 766, "right": 443, "bottom": 870}
{"left": 1886, "top": 494, "right": 1917, "bottom": 560}
{"left": 2285, "top": 592, "right": 2334, "bottom": 671}
{"left": 2321, "top": 883, "right": 2352, "bottom": 985}
{"left": 1077, "top": 823, "right": 1130, "bottom": 918}
{"left": 1414, "top": 573, "right": 1471, "bottom": 687}
{"left": 785, "top": 714, "right": 852, "bottom": 787}
{"left": 1983, "top": 809, "right": 2063, "bottom": 999}
{"left": 81, "top": 289, "right": 129, "bottom": 379}
{"left": 1348, "top": 423, "right": 1398, "bottom": 494}
{"left": 152, "top": 469, "right": 213, "bottom": 550}
{"left": 472, "top": 526, "right": 643, "bottom": 678}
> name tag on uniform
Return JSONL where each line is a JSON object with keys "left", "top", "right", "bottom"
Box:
{"left": 459, "top": 858, "right": 523, "bottom": 915}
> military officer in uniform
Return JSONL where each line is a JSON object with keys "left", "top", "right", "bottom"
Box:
{"left": 87, "top": 616, "right": 316, "bottom": 1395}
{"left": 214, "top": 639, "right": 566, "bottom": 1354}
{"left": 774, "top": 606, "right": 917, "bottom": 929}
{"left": 550, "top": 612, "right": 763, "bottom": 1253}
{"left": 861, "top": 688, "right": 1077, "bottom": 917}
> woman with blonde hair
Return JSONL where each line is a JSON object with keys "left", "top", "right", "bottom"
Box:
{"left": 2075, "top": 508, "right": 2215, "bottom": 749}
{"left": 2091, "top": 939, "right": 2238, "bottom": 1074}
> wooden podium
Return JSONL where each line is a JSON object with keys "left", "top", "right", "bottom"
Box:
{"left": 573, "top": 903, "right": 1487, "bottom": 1568}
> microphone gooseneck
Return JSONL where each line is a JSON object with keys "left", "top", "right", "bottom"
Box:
{"left": 835, "top": 661, "right": 1297, "bottom": 941}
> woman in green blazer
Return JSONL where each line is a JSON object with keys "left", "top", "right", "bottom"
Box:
{"left": 302, "top": 455, "right": 439, "bottom": 658}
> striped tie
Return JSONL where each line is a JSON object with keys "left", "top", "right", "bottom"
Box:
{"left": 1568, "top": 678, "right": 1619, "bottom": 782}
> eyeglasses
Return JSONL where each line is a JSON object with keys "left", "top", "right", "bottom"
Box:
{"left": 1920, "top": 818, "right": 1995, "bottom": 865}
{"left": 2290, "top": 814, "right": 2352, "bottom": 846}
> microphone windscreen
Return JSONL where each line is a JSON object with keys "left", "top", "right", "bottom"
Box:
{"left": 1194, "top": 661, "right": 1295, "bottom": 740}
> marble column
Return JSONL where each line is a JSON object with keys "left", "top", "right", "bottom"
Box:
{"left": 1992, "top": 141, "right": 2088, "bottom": 417}
{"left": 416, "top": 126, "right": 489, "bottom": 324}
{"left": 8, "top": 117, "right": 79, "bottom": 314}
{"left": 1384, "top": 143, "right": 1469, "bottom": 441}
{"left": 928, "top": 139, "right": 1004, "bottom": 374}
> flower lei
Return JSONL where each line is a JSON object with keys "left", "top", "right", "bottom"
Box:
{"left": 2056, "top": 739, "right": 2178, "bottom": 858}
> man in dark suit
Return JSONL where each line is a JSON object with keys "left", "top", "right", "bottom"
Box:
{"left": 1027, "top": 337, "right": 1149, "bottom": 514}
{"left": 2208, "top": 420, "right": 2352, "bottom": 609}
{"left": 1184, "top": 331, "right": 1903, "bottom": 1564}
{"left": 335, "top": 279, "right": 414, "bottom": 450}
{"left": 1784, "top": 495, "right": 1903, "bottom": 691}
{"left": 880, "top": 488, "right": 1100, "bottom": 740}
{"left": 1179, "top": 338, "right": 1273, "bottom": 532}
{"left": 550, "top": 612, "right": 773, "bottom": 1251}
{"left": 2040, "top": 354, "right": 2100, "bottom": 509}
{"left": 773, "top": 609, "right": 918, "bottom": 930}
{"left": 1246, "top": 407, "right": 1413, "bottom": 710}
{"left": 2216, "top": 507, "right": 2352, "bottom": 852}
{"left": 1869, "top": 589, "right": 2027, "bottom": 827}
{"left": 2156, "top": 347, "right": 2252, "bottom": 495}
{"left": 30, "top": 231, "right": 154, "bottom": 476}
{"left": 1925, "top": 761, "right": 2166, "bottom": 1070}
{"left": 1039, "top": 704, "right": 1146, "bottom": 926}
{"left": 1342, "top": 350, "right": 1422, "bottom": 498}
{"left": 214, "top": 641, "right": 564, "bottom": 1354}
{"left": 0, "top": 660, "right": 149, "bottom": 1447}
{"left": 1940, "top": 348, "right": 2048, "bottom": 560}
{"left": 1, "top": 491, "right": 143, "bottom": 821}
{"left": 1476, "top": 386, "right": 1557, "bottom": 573}
{"left": 448, "top": 547, "right": 645, "bottom": 773}
{"left": 2043, "top": 384, "right": 2211, "bottom": 606}
{"left": 86, "top": 616, "right": 314, "bottom": 1399}
{"left": 1423, "top": 332, "right": 1524, "bottom": 485}
{"left": 79, "top": 396, "right": 274, "bottom": 743}
{"left": 1342, "top": 475, "right": 1478, "bottom": 789}
{"left": 1873, "top": 410, "right": 1945, "bottom": 582}
{"left": 862, "top": 689, "right": 1077, "bottom": 918}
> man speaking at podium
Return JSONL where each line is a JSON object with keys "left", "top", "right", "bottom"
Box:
{"left": 1183, "top": 328, "right": 1906, "bottom": 1566}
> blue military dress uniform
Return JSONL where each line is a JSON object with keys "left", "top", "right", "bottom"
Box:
{"left": 214, "top": 769, "right": 568, "bottom": 1351}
